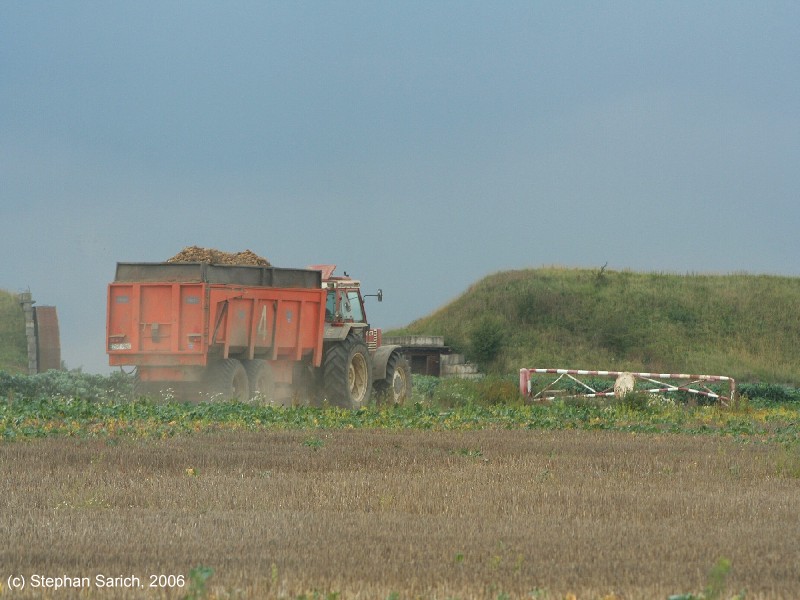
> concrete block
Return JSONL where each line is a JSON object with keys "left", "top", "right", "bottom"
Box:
{"left": 383, "top": 335, "right": 445, "bottom": 347}
{"left": 441, "top": 363, "right": 480, "bottom": 376}
{"left": 439, "top": 353, "right": 466, "bottom": 365}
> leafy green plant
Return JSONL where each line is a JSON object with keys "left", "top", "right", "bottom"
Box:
{"left": 774, "top": 442, "right": 800, "bottom": 479}
{"left": 668, "top": 557, "right": 745, "bottom": 600}
{"left": 183, "top": 565, "right": 213, "bottom": 600}
{"left": 1, "top": 370, "right": 799, "bottom": 443}
{"left": 452, "top": 447, "right": 483, "bottom": 458}
{"left": 614, "top": 390, "right": 653, "bottom": 412}
{"left": 303, "top": 436, "right": 325, "bottom": 450}
{"left": 411, "top": 375, "right": 440, "bottom": 400}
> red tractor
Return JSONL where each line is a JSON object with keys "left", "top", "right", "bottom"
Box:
{"left": 107, "top": 261, "right": 411, "bottom": 407}
{"left": 312, "top": 264, "right": 411, "bottom": 407}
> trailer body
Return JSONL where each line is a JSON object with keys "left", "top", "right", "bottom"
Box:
{"left": 107, "top": 263, "right": 326, "bottom": 392}
{"left": 107, "top": 261, "right": 411, "bottom": 406}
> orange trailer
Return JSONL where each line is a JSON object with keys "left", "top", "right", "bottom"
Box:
{"left": 107, "top": 262, "right": 326, "bottom": 402}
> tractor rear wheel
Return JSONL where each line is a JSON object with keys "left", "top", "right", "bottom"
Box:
{"left": 242, "top": 359, "right": 278, "bottom": 404}
{"left": 206, "top": 358, "right": 250, "bottom": 402}
{"left": 322, "top": 332, "right": 373, "bottom": 408}
{"left": 375, "top": 352, "right": 412, "bottom": 405}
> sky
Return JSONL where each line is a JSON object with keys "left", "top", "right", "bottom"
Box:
{"left": 2, "top": 1, "right": 799, "bottom": 374}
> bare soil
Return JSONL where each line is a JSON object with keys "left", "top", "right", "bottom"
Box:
{"left": 2, "top": 430, "right": 798, "bottom": 599}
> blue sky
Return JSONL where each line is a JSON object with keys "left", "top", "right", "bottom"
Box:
{"left": 2, "top": 1, "right": 799, "bottom": 373}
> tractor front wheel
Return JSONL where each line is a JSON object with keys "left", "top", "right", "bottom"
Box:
{"left": 375, "top": 352, "right": 412, "bottom": 405}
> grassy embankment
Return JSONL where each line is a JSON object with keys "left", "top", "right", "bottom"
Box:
{"left": 389, "top": 267, "right": 800, "bottom": 386}
{"left": 0, "top": 288, "right": 27, "bottom": 374}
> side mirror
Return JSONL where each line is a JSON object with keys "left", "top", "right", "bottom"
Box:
{"left": 365, "top": 289, "right": 383, "bottom": 302}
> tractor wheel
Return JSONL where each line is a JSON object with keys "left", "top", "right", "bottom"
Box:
{"left": 375, "top": 352, "right": 412, "bottom": 405}
{"left": 206, "top": 359, "right": 250, "bottom": 402}
{"left": 242, "top": 359, "right": 280, "bottom": 405}
{"left": 322, "top": 332, "right": 373, "bottom": 409}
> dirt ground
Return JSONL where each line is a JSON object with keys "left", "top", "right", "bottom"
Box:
{"left": 2, "top": 430, "right": 799, "bottom": 599}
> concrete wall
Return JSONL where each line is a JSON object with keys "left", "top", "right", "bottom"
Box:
{"left": 19, "top": 292, "right": 37, "bottom": 375}
{"left": 18, "top": 292, "right": 61, "bottom": 374}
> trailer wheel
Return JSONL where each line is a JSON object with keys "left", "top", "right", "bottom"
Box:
{"left": 133, "top": 369, "right": 181, "bottom": 401}
{"left": 133, "top": 373, "right": 164, "bottom": 400}
{"left": 206, "top": 359, "right": 250, "bottom": 402}
{"left": 322, "top": 332, "right": 373, "bottom": 409}
{"left": 374, "top": 352, "right": 412, "bottom": 405}
{"left": 242, "top": 359, "right": 278, "bottom": 404}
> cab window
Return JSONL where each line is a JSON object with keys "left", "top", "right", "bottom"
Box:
{"left": 341, "top": 290, "right": 364, "bottom": 322}
{"left": 325, "top": 290, "right": 336, "bottom": 321}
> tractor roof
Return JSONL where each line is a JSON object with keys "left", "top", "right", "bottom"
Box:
{"left": 308, "top": 264, "right": 360, "bottom": 288}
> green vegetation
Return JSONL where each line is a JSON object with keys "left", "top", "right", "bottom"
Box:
{"left": 1, "top": 371, "right": 798, "bottom": 443}
{"left": 669, "top": 557, "right": 745, "bottom": 600}
{"left": 0, "top": 289, "right": 27, "bottom": 374}
{"left": 388, "top": 267, "right": 800, "bottom": 385}
{"left": 2, "top": 370, "right": 799, "bottom": 598}
{"left": 0, "top": 368, "right": 132, "bottom": 402}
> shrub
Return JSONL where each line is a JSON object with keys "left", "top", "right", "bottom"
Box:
{"left": 0, "top": 369, "right": 133, "bottom": 402}
{"left": 469, "top": 317, "right": 504, "bottom": 367}
{"left": 738, "top": 382, "right": 800, "bottom": 403}
{"left": 475, "top": 376, "right": 522, "bottom": 406}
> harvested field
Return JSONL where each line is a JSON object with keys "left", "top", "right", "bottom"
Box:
{"left": 2, "top": 430, "right": 799, "bottom": 599}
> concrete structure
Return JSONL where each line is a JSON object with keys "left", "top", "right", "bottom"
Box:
{"left": 383, "top": 335, "right": 480, "bottom": 379}
{"left": 19, "top": 292, "right": 37, "bottom": 374}
{"left": 34, "top": 306, "right": 61, "bottom": 371}
{"left": 18, "top": 292, "right": 61, "bottom": 374}
{"left": 440, "top": 353, "right": 480, "bottom": 379}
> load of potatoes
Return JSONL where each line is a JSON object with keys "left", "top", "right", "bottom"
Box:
{"left": 167, "top": 246, "right": 270, "bottom": 266}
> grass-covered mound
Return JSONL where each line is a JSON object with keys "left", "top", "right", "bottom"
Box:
{"left": 390, "top": 267, "right": 800, "bottom": 385}
{"left": 0, "top": 289, "right": 27, "bottom": 374}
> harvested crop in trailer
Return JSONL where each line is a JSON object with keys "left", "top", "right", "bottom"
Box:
{"left": 166, "top": 246, "right": 270, "bottom": 266}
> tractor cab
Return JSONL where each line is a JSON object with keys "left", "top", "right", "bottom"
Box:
{"left": 325, "top": 282, "right": 367, "bottom": 324}
{"left": 310, "top": 264, "right": 383, "bottom": 350}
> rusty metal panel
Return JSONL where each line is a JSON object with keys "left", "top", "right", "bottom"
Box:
{"left": 34, "top": 306, "right": 61, "bottom": 372}
{"left": 115, "top": 263, "right": 321, "bottom": 288}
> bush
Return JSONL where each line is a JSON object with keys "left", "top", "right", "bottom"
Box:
{"left": 738, "top": 382, "right": 800, "bottom": 403}
{"left": 469, "top": 317, "right": 504, "bottom": 367}
{"left": 431, "top": 378, "right": 480, "bottom": 408}
{"left": 0, "top": 369, "right": 133, "bottom": 402}
{"left": 426, "top": 375, "right": 522, "bottom": 408}
{"left": 475, "top": 376, "right": 522, "bottom": 406}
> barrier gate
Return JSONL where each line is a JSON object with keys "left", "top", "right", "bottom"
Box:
{"left": 519, "top": 368, "right": 736, "bottom": 405}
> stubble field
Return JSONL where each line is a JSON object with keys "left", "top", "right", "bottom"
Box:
{"left": 2, "top": 428, "right": 799, "bottom": 599}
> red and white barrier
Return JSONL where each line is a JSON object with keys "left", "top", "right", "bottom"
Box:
{"left": 519, "top": 368, "right": 736, "bottom": 404}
